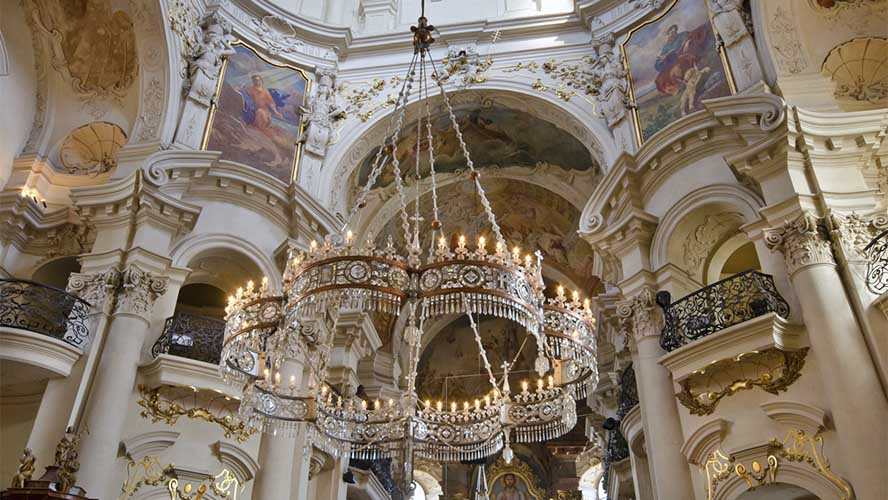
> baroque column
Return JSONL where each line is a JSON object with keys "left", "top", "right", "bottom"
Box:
{"left": 23, "top": 269, "right": 120, "bottom": 469}
{"left": 765, "top": 212, "right": 888, "bottom": 498}
{"left": 617, "top": 289, "right": 695, "bottom": 500}
{"left": 76, "top": 264, "right": 168, "bottom": 499}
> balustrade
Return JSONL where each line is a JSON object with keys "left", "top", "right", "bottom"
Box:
{"left": 864, "top": 229, "right": 888, "bottom": 295}
{"left": 0, "top": 279, "right": 92, "bottom": 348}
{"left": 151, "top": 311, "right": 225, "bottom": 364}
{"left": 657, "top": 271, "right": 790, "bottom": 352}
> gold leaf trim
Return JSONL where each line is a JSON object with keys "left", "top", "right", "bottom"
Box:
{"left": 137, "top": 385, "right": 256, "bottom": 443}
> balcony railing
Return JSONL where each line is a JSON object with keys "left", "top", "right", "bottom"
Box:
{"left": 0, "top": 278, "right": 92, "bottom": 348}
{"left": 350, "top": 458, "right": 402, "bottom": 500}
{"left": 865, "top": 229, "right": 888, "bottom": 295}
{"left": 616, "top": 364, "right": 638, "bottom": 420}
{"left": 151, "top": 311, "right": 225, "bottom": 364}
{"left": 657, "top": 270, "right": 790, "bottom": 352}
{"left": 602, "top": 426, "right": 629, "bottom": 494}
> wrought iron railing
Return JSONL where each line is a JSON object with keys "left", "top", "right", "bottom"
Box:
{"left": 657, "top": 270, "right": 790, "bottom": 352}
{"left": 151, "top": 311, "right": 225, "bottom": 364}
{"left": 616, "top": 365, "right": 638, "bottom": 420}
{"left": 865, "top": 230, "right": 888, "bottom": 295}
{"left": 0, "top": 278, "right": 92, "bottom": 348}
{"left": 602, "top": 426, "right": 629, "bottom": 493}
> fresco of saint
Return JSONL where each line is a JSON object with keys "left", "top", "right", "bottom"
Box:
{"left": 239, "top": 74, "right": 289, "bottom": 134}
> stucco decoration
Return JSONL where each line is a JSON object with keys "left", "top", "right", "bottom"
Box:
{"left": 821, "top": 38, "right": 888, "bottom": 106}
{"left": 677, "top": 212, "right": 746, "bottom": 279}
{"left": 327, "top": 89, "right": 609, "bottom": 211}
{"left": 766, "top": 4, "right": 808, "bottom": 75}
{"left": 27, "top": 0, "right": 137, "bottom": 117}
{"left": 807, "top": 0, "right": 888, "bottom": 35}
{"left": 59, "top": 122, "right": 127, "bottom": 175}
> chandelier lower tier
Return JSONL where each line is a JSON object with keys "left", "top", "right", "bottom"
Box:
{"left": 218, "top": 5, "right": 598, "bottom": 488}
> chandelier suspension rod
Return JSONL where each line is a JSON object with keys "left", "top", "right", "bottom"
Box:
{"left": 345, "top": 51, "right": 420, "bottom": 232}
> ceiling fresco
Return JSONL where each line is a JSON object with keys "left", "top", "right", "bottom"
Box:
{"left": 31, "top": 0, "right": 137, "bottom": 97}
{"left": 353, "top": 105, "right": 597, "bottom": 190}
{"left": 415, "top": 316, "right": 538, "bottom": 404}
{"left": 375, "top": 178, "right": 601, "bottom": 293}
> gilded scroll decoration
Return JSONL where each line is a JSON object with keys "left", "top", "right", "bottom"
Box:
{"left": 704, "top": 449, "right": 779, "bottom": 500}
{"left": 676, "top": 348, "right": 809, "bottom": 416}
{"left": 137, "top": 385, "right": 257, "bottom": 443}
{"left": 770, "top": 430, "right": 854, "bottom": 500}
{"left": 118, "top": 456, "right": 170, "bottom": 499}
{"left": 118, "top": 457, "right": 243, "bottom": 500}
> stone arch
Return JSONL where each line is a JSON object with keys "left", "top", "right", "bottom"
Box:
{"left": 319, "top": 86, "right": 614, "bottom": 212}
{"left": 412, "top": 469, "right": 443, "bottom": 500}
{"left": 650, "top": 184, "right": 765, "bottom": 285}
{"left": 713, "top": 464, "right": 850, "bottom": 500}
{"left": 169, "top": 233, "right": 281, "bottom": 293}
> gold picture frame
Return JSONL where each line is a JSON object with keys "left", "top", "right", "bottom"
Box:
{"left": 619, "top": 0, "right": 737, "bottom": 146}
{"left": 201, "top": 41, "right": 312, "bottom": 183}
{"left": 486, "top": 456, "right": 546, "bottom": 500}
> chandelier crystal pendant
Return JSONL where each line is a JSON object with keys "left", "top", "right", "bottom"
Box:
{"left": 221, "top": 0, "right": 598, "bottom": 489}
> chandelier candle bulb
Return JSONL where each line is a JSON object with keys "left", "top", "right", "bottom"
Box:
{"left": 521, "top": 380, "right": 529, "bottom": 393}
{"left": 537, "top": 379, "right": 544, "bottom": 391}
{"left": 451, "top": 402, "right": 457, "bottom": 412}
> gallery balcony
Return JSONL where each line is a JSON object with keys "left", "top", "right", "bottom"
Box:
{"left": 865, "top": 229, "right": 887, "bottom": 296}
{"left": 0, "top": 278, "right": 92, "bottom": 381}
{"left": 141, "top": 311, "right": 234, "bottom": 396}
{"left": 657, "top": 271, "right": 808, "bottom": 417}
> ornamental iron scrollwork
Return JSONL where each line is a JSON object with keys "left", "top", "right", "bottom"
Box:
{"left": 0, "top": 278, "right": 92, "bottom": 348}
{"left": 657, "top": 271, "right": 790, "bottom": 352}
{"left": 616, "top": 364, "right": 638, "bottom": 420}
{"left": 152, "top": 311, "right": 226, "bottom": 364}
{"left": 601, "top": 425, "right": 629, "bottom": 492}
{"left": 864, "top": 229, "right": 888, "bottom": 295}
{"left": 676, "top": 348, "right": 809, "bottom": 416}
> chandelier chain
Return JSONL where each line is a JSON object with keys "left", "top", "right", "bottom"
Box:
{"left": 346, "top": 52, "right": 419, "bottom": 231}
{"left": 428, "top": 54, "right": 506, "bottom": 250}
{"left": 462, "top": 293, "right": 500, "bottom": 393}
{"left": 390, "top": 67, "right": 418, "bottom": 249}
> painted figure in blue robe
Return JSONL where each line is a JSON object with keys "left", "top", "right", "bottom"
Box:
{"left": 238, "top": 74, "right": 290, "bottom": 134}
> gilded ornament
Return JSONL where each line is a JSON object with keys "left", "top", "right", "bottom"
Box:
{"left": 769, "top": 430, "right": 853, "bottom": 500}
{"left": 676, "top": 348, "right": 809, "bottom": 416}
{"left": 137, "top": 385, "right": 257, "bottom": 443}
{"left": 118, "top": 456, "right": 171, "bottom": 500}
{"left": 11, "top": 448, "right": 36, "bottom": 488}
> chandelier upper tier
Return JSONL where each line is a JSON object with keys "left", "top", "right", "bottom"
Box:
{"left": 219, "top": 4, "right": 598, "bottom": 475}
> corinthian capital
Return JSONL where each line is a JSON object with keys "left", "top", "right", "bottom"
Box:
{"left": 66, "top": 269, "right": 122, "bottom": 313}
{"left": 765, "top": 213, "right": 835, "bottom": 275}
{"left": 114, "top": 266, "right": 168, "bottom": 317}
{"left": 830, "top": 212, "right": 888, "bottom": 260}
{"left": 616, "top": 288, "right": 663, "bottom": 343}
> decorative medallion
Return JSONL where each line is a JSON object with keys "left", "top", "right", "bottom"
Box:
{"left": 59, "top": 121, "right": 127, "bottom": 175}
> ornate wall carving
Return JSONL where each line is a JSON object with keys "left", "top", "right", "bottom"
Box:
{"left": 765, "top": 213, "right": 835, "bottom": 275}
{"left": 822, "top": 38, "right": 888, "bottom": 106}
{"left": 766, "top": 5, "right": 808, "bottom": 75}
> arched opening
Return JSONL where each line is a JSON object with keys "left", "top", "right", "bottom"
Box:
{"left": 30, "top": 256, "right": 81, "bottom": 290}
{"left": 410, "top": 481, "right": 427, "bottom": 500}
{"left": 735, "top": 483, "right": 820, "bottom": 500}
{"left": 174, "top": 283, "right": 227, "bottom": 320}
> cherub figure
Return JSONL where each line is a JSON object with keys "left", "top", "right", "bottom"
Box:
{"left": 11, "top": 448, "right": 36, "bottom": 488}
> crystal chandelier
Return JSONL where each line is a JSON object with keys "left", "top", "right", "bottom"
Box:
{"left": 219, "top": 2, "right": 598, "bottom": 489}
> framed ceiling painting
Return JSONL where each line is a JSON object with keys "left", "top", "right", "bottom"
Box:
{"left": 620, "top": 0, "right": 736, "bottom": 145}
{"left": 201, "top": 41, "right": 311, "bottom": 184}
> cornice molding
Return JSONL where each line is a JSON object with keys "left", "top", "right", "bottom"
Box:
{"left": 658, "top": 312, "right": 807, "bottom": 383}
{"left": 579, "top": 93, "right": 786, "bottom": 235}
{"left": 681, "top": 417, "right": 730, "bottom": 466}
{"left": 121, "top": 430, "right": 181, "bottom": 461}
{"left": 0, "top": 326, "right": 83, "bottom": 378}
{"left": 760, "top": 400, "right": 828, "bottom": 436}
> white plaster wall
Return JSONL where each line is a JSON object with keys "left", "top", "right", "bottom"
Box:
{"left": 0, "top": 1, "right": 37, "bottom": 189}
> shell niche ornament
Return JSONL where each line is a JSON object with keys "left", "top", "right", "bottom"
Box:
{"left": 59, "top": 121, "right": 128, "bottom": 175}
